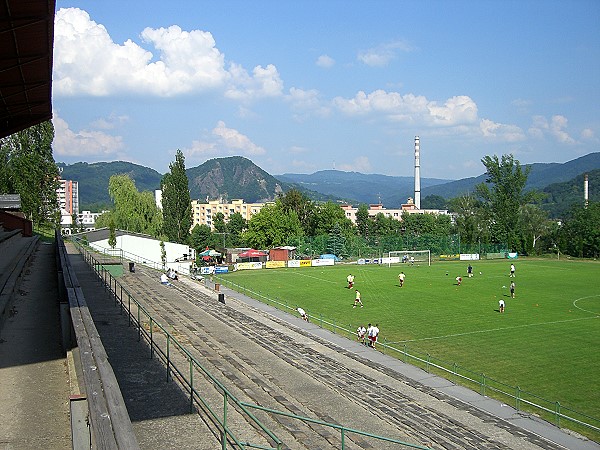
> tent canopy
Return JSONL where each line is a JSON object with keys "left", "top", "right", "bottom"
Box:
{"left": 320, "top": 253, "right": 340, "bottom": 261}
{"left": 198, "top": 249, "right": 221, "bottom": 257}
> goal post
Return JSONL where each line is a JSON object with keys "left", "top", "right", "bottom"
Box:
{"left": 388, "top": 250, "right": 431, "bottom": 267}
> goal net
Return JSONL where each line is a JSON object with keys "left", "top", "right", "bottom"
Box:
{"left": 387, "top": 250, "right": 431, "bottom": 267}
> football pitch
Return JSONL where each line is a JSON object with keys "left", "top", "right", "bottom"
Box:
{"left": 219, "top": 258, "right": 600, "bottom": 432}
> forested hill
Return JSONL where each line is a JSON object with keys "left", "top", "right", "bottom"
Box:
{"left": 57, "top": 161, "right": 162, "bottom": 211}
{"left": 58, "top": 156, "right": 342, "bottom": 210}
{"left": 540, "top": 169, "right": 600, "bottom": 218}
{"left": 186, "top": 156, "right": 286, "bottom": 202}
{"left": 58, "top": 153, "right": 600, "bottom": 213}
{"left": 422, "top": 152, "right": 600, "bottom": 200}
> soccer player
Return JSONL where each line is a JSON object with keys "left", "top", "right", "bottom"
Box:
{"left": 467, "top": 264, "right": 473, "bottom": 277}
{"left": 510, "top": 281, "right": 515, "bottom": 298}
{"left": 347, "top": 274, "right": 354, "bottom": 289}
{"left": 368, "top": 323, "right": 380, "bottom": 349}
{"left": 353, "top": 290, "right": 363, "bottom": 308}
{"left": 456, "top": 276, "right": 462, "bottom": 286}
{"left": 356, "top": 325, "right": 366, "bottom": 344}
{"left": 499, "top": 299, "right": 505, "bottom": 313}
{"left": 510, "top": 263, "right": 515, "bottom": 277}
{"left": 398, "top": 271, "right": 406, "bottom": 287}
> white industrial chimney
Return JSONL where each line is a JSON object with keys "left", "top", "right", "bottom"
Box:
{"left": 584, "top": 173, "right": 589, "bottom": 208}
{"left": 414, "top": 136, "right": 421, "bottom": 209}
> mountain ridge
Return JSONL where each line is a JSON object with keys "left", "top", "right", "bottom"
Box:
{"left": 57, "top": 152, "right": 600, "bottom": 216}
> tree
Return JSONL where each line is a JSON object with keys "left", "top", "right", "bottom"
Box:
{"left": 213, "top": 212, "right": 227, "bottom": 233}
{"left": 108, "top": 218, "right": 117, "bottom": 249}
{"left": 243, "top": 204, "right": 303, "bottom": 249}
{"left": 189, "top": 224, "right": 213, "bottom": 251}
{"left": 448, "top": 194, "right": 488, "bottom": 246}
{"left": 227, "top": 212, "right": 247, "bottom": 246}
{"left": 107, "top": 174, "right": 163, "bottom": 236}
{"left": 278, "top": 189, "right": 315, "bottom": 234}
{"left": 0, "top": 121, "right": 60, "bottom": 227}
{"left": 519, "top": 204, "right": 549, "bottom": 255}
{"left": 310, "top": 201, "right": 353, "bottom": 236}
{"left": 161, "top": 149, "right": 191, "bottom": 244}
{"left": 355, "top": 204, "right": 370, "bottom": 238}
{"left": 475, "top": 154, "right": 538, "bottom": 250}
{"left": 560, "top": 202, "right": 600, "bottom": 258}
{"left": 160, "top": 240, "right": 167, "bottom": 268}
{"left": 326, "top": 222, "right": 347, "bottom": 257}
{"left": 422, "top": 195, "right": 448, "bottom": 210}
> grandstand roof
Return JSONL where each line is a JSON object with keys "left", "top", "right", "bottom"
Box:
{"left": 0, "top": 0, "right": 55, "bottom": 139}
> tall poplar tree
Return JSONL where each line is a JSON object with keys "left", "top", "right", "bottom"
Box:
{"left": 0, "top": 121, "right": 59, "bottom": 226}
{"left": 161, "top": 150, "right": 191, "bottom": 244}
{"left": 475, "top": 154, "right": 538, "bottom": 250}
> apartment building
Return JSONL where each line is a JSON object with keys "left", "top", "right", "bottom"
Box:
{"left": 191, "top": 198, "right": 271, "bottom": 230}
{"left": 341, "top": 197, "right": 450, "bottom": 225}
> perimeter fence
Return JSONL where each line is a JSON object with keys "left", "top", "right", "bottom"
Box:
{"left": 73, "top": 240, "right": 431, "bottom": 450}
{"left": 214, "top": 275, "right": 600, "bottom": 443}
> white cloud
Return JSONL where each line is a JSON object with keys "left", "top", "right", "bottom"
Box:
{"left": 286, "top": 87, "right": 330, "bottom": 119}
{"left": 316, "top": 54, "right": 335, "bottom": 68}
{"left": 581, "top": 128, "right": 596, "bottom": 141}
{"left": 90, "top": 113, "right": 129, "bottom": 130}
{"left": 333, "top": 90, "right": 478, "bottom": 126}
{"left": 511, "top": 98, "right": 532, "bottom": 114}
{"left": 225, "top": 63, "right": 283, "bottom": 101}
{"left": 52, "top": 112, "right": 125, "bottom": 157}
{"left": 528, "top": 115, "right": 577, "bottom": 144}
{"left": 357, "top": 40, "right": 413, "bottom": 67}
{"left": 53, "top": 8, "right": 281, "bottom": 100}
{"left": 479, "top": 119, "right": 525, "bottom": 142}
{"left": 186, "top": 121, "right": 266, "bottom": 160}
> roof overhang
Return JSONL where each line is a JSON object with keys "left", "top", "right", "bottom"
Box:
{"left": 0, "top": 0, "right": 55, "bottom": 139}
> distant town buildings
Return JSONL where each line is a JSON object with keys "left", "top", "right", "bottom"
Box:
{"left": 191, "top": 198, "right": 272, "bottom": 231}
{"left": 340, "top": 197, "right": 450, "bottom": 225}
{"left": 57, "top": 178, "right": 79, "bottom": 230}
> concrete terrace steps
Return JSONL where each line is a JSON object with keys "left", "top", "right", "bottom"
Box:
{"left": 114, "top": 265, "right": 571, "bottom": 450}
{"left": 0, "top": 231, "right": 39, "bottom": 328}
{"left": 120, "top": 272, "right": 378, "bottom": 449}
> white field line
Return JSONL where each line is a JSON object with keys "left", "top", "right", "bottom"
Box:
{"left": 291, "top": 271, "right": 338, "bottom": 284}
{"left": 390, "top": 314, "right": 599, "bottom": 344}
{"left": 572, "top": 294, "right": 600, "bottom": 315}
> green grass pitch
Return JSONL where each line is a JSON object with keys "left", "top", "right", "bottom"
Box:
{"left": 219, "top": 258, "right": 600, "bottom": 428}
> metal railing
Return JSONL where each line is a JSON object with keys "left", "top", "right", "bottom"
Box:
{"left": 214, "top": 275, "right": 600, "bottom": 441}
{"left": 73, "top": 241, "right": 429, "bottom": 449}
{"left": 57, "top": 233, "right": 140, "bottom": 449}
{"left": 78, "top": 239, "right": 192, "bottom": 275}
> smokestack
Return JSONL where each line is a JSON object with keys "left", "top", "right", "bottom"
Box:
{"left": 584, "top": 173, "right": 589, "bottom": 208}
{"left": 414, "top": 136, "right": 421, "bottom": 209}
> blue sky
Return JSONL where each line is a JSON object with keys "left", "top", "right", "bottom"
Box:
{"left": 52, "top": 1, "right": 600, "bottom": 179}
